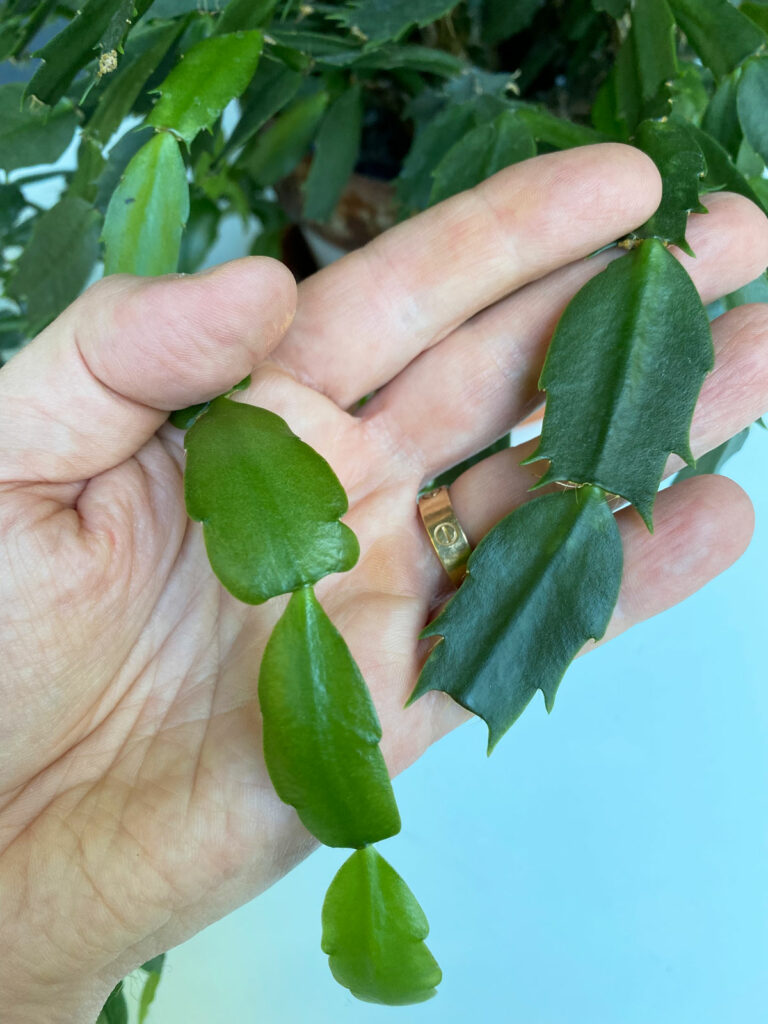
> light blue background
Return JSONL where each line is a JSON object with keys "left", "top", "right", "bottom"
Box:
{"left": 139, "top": 434, "right": 768, "bottom": 1024}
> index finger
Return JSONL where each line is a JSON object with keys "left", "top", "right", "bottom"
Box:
{"left": 274, "top": 143, "right": 662, "bottom": 408}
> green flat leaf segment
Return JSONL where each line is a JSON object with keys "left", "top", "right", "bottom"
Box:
{"left": 428, "top": 109, "right": 535, "bottom": 205}
{"left": 322, "top": 846, "right": 442, "bottom": 1005}
{"left": 517, "top": 106, "right": 608, "bottom": 149}
{"left": 241, "top": 89, "right": 329, "bottom": 187}
{"left": 148, "top": 31, "right": 264, "bottom": 145}
{"left": 737, "top": 55, "right": 768, "bottom": 165}
{"left": 8, "top": 197, "right": 101, "bottom": 335}
{"left": 222, "top": 57, "right": 303, "bottom": 157}
{"left": 96, "top": 983, "right": 128, "bottom": 1024}
{"left": 667, "top": 0, "right": 767, "bottom": 80}
{"left": 0, "top": 82, "right": 77, "bottom": 172}
{"left": 303, "top": 83, "right": 363, "bottom": 222}
{"left": 412, "top": 487, "right": 623, "bottom": 751}
{"left": 702, "top": 72, "right": 742, "bottom": 159}
{"left": 523, "top": 240, "right": 714, "bottom": 529}
{"left": 632, "top": 0, "right": 678, "bottom": 104}
{"left": 633, "top": 118, "right": 707, "bottom": 253}
{"left": 331, "top": 0, "right": 462, "bottom": 47}
{"left": 102, "top": 130, "right": 189, "bottom": 276}
{"left": 184, "top": 398, "right": 359, "bottom": 602}
{"left": 259, "top": 587, "right": 400, "bottom": 848}
{"left": 138, "top": 952, "right": 166, "bottom": 1024}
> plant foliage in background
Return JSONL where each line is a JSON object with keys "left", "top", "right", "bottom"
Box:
{"left": 1, "top": 0, "right": 767, "bottom": 1017}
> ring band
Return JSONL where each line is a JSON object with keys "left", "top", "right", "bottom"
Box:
{"left": 417, "top": 486, "right": 472, "bottom": 587}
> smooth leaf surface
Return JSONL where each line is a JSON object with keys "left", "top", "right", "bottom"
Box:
{"left": 412, "top": 487, "right": 622, "bottom": 750}
{"left": 322, "top": 847, "right": 441, "bottom": 1005}
{"left": 184, "top": 398, "right": 359, "bottom": 602}
{"left": 429, "top": 109, "right": 535, "bottom": 205}
{"left": 523, "top": 240, "right": 714, "bottom": 528}
{"left": 148, "top": 31, "right": 263, "bottom": 145}
{"left": 331, "top": 0, "right": 461, "bottom": 46}
{"left": 8, "top": 197, "right": 101, "bottom": 334}
{"left": 0, "top": 82, "right": 77, "bottom": 171}
{"left": 737, "top": 56, "right": 768, "bottom": 165}
{"left": 633, "top": 118, "right": 707, "bottom": 253}
{"left": 259, "top": 587, "right": 400, "bottom": 848}
{"left": 102, "top": 130, "right": 189, "bottom": 276}
{"left": 303, "top": 84, "right": 363, "bottom": 221}
{"left": 667, "top": 0, "right": 766, "bottom": 80}
{"left": 241, "top": 90, "right": 328, "bottom": 187}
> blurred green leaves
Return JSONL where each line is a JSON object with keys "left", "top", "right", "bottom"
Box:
{"left": 0, "top": 83, "right": 77, "bottom": 171}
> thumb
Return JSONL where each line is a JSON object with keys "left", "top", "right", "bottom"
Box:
{"left": 0, "top": 257, "right": 297, "bottom": 484}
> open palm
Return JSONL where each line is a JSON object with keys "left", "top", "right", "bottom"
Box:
{"left": 2, "top": 146, "right": 767, "bottom": 1021}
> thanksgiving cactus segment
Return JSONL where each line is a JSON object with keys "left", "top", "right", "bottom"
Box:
{"left": 102, "top": 130, "right": 189, "bottom": 277}
{"left": 259, "top": 586, "right": 400, "bottom": 848}
{"left": 102, "top": 31, "right": 266, "bottom": 278}
{"left": 412, "top": 486, "right": 623, "bottom": 752}
{"left": 522, "top": 239, "right": 714, "bottom": 529}
{"left": 184, "top": 397, "right": 359, "bottom": 603}
{"left": 322, "top": 846, "right": 442, "bottom": 1005}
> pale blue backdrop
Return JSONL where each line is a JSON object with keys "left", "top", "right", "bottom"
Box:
{"left": 140, "top": 433, "right": 768, "bottom": 1024}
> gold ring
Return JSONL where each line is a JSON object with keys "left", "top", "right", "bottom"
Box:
{"left": 417, "top": 486, "right": 472, "bottom": 587}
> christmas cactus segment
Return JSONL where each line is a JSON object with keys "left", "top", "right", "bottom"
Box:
{"left": 181, "top": 394, "right": 439, "bottom": 1003}
{"left": 259, "top": 586, "right": 400, "bottom": 848}
{"left": 411, "top": 487, "right": 623, "bottom": 751}
{"left": 322, "top": 846, "right": 442, "bottom": 1005}
{"left": 522, "top": 239, "right": 714, "bottom": 529}
{"left": 184, "top": 398, "right": 359, "bottom": 602}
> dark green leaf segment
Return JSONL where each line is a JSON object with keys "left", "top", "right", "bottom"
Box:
{"left": 413, "top": 487, "right": 623, "bottom": 751}
{"left": 181, "top": 395, "right": 440, "bottom": 1004}
{"left": 523, "top": 239, "right": 714, "bottom": 529}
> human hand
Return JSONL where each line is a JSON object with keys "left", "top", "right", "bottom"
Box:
{"left": 1, "top": 144, "right": 766, "bottom": 1022}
